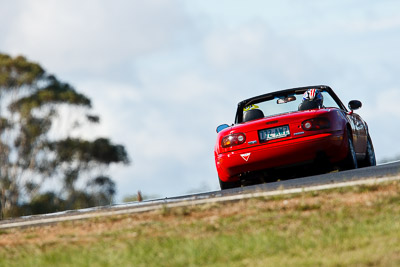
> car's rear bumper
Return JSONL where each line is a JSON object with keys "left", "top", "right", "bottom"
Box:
{"left": 216, "top": 131, "right": 347, "bottom": 182}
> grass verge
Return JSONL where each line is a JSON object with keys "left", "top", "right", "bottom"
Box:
{"left": 1, "top": 181, "right": 400, "bottom": 266}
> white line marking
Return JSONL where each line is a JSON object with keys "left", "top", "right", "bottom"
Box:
{"left": 1, "top": 175, "right": 399, "bottom": 229}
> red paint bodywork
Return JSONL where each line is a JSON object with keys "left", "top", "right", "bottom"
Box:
{"left": 214, "top": 86, "right": 369, "bottom": 183}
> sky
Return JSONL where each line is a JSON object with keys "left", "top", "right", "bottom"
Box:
{"left": 1, "top": 0, "right": 400, "bottom": 201}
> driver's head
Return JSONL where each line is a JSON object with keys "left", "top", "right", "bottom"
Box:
{"left": 298, "top": 89, "right": 323, "bottom": 110}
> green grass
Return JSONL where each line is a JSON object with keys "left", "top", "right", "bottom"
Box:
{"left": 1, "top": 182, "right": 400, "bottom": 266}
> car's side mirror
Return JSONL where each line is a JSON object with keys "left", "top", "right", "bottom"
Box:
{"left": 348, "top": 100, "right": 362, "bottom": 111}
{"left": 216, "top": 124, "right": 229, "bottom": 133}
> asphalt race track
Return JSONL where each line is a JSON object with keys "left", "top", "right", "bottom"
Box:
{"left": 1, "top": 161, "right": 399, "bottom": 229}
{"left": 160, "top": 161, "right": 400, "bottom": 200}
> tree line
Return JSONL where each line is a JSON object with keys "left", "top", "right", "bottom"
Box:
{"left": 0, "top": 53, "right": 129, "bottom": 219}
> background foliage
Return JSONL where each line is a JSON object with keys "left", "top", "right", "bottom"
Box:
{"left": 0, "top": 53, "right": 129, "bottom": 219}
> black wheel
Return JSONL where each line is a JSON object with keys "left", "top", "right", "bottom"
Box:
{"left": 359, "top": 135, "right": 376, "bottom": 167}
{"left": 340, "top": 129, "right": 358, "bottom": 170}
{"left": 219, "top": 177, "right": 241, "bottom": 190}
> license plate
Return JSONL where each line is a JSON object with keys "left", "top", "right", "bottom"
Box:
{"left": 259, "top": 125, "right": 290, "bottom": 141}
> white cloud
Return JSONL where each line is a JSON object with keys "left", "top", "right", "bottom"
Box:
{"left": 204, "top": 25, "right": 268, "bottom": 68}
{"left": 376, "top": 88, "right": 400, "bottom": 118}
{"left": 294, "top": 16, "right": 400, "bottom": 38}
{"left": 203, "top": 23, "right": 314, "bottom": 86}
{"left": 359, "top": 88, "right": 400, "bottom": 120}
{"left": 1, "top": 0, "right": 190, "bottom": 75}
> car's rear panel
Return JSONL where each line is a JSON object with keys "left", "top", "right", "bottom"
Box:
{"left": 215, "top": 108, "right": 348, "bottom": 181}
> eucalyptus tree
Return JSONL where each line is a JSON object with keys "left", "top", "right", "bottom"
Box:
{"left": 0, "top": 53, "right": 129, "bottom": 218}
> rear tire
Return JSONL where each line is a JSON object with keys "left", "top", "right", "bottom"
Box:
{"left": 219, "top": 177, "right": 241, "bottom": 190}
{"left": 359, "top": 135, "right": 376, "bottom": 167}
{"left": 340, "top": 129, "right": 358, "bottom": 170}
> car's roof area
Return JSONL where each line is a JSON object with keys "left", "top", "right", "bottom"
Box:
{"left": 235, "top": 85, "right": 346, "bottom": 124}
{"left": 238, "top": 85, "right": 332, "bottom": 108}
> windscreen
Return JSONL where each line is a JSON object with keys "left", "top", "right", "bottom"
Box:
{"left": 242, "top": 91, "right": 341, "bottom": 122}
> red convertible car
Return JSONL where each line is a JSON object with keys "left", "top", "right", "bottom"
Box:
{"left": 214, "top": 85, "right": 376, "bottom": 189}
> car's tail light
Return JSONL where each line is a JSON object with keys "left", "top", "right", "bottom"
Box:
{"left": 221, "top": 133, "right": 246, "bottom": 148}
{"left": 301, "top": 117, "right": 330, "bottom": 131}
